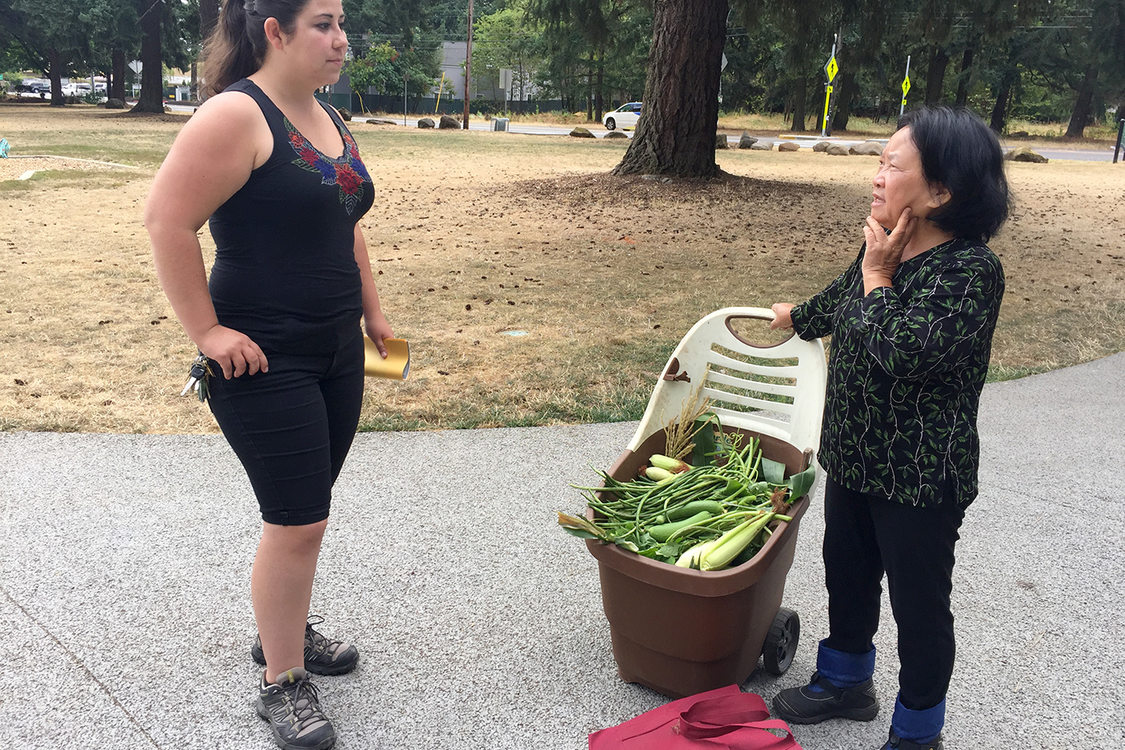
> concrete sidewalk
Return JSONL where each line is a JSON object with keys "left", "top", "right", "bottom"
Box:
{"left": 1, "top": 353, "right": 1122, "bottom": 750}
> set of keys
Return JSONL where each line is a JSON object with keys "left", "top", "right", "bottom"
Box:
{"left": 180, "top": 353, "right": 213, "bottom": 402}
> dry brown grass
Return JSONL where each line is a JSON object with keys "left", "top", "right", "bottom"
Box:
{"left": 1, "top": 102, "right": 1122, "bottom": 433}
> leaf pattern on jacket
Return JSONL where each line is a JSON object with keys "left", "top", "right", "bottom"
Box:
{"left": 791, "top": 238, "right": 1004, "bottom": 508}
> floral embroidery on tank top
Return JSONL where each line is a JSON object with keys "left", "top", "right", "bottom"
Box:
{"left": 284, "top": 117, "right": 372, "bottom": 216}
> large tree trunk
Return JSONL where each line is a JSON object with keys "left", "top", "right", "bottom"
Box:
{"left": 924, "top": 45, "right": 949, "bottom": 104}
{"left": 989, "top": 72, "right": 1013, "bottom": 133}
{"left": 47, "top": 49, "right": 65, "bottom": 106}
{"left": 831, "top": 70, "right": 857, "bottom": 133}
{"left": 790, "top": 76, "right": 808, "bottom": 132}
{"left": 132, "top": 0, "right": 165, "bottom": 113}
{"left": 199, "top": 0, "right": 219, "bottom": 39}
{"left": 111, "top": 48, "right": 127, "bottom": 101}
{"left": 595, "top": 49, "right": 605, "bottom": 122}
{"left": 1065, "top": 64, "right": 1099, "bottom": 138}
{"left": 954, "top": 45, "right": 974, "bottom": 107}
{"left": 612, "top": 0, "right": 728, "bottom": 178}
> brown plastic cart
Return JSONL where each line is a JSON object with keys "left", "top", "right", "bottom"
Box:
{"left": 584, "top": 307, "right": 827, "bottom": 698}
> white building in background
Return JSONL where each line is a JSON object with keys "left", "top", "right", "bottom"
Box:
{"left": 438, "top": 41, "right": 541, "bottom": 103}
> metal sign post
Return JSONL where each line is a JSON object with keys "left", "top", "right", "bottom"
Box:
{"left": 821, "top": 37, "right": 838, "bottom": 138}
{"left": 899, "top": 55, "right": 911, "bottom": 117}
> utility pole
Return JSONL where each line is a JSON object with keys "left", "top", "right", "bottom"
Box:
{"left": 463, "top": 0, "right": 474, "bottom": 129}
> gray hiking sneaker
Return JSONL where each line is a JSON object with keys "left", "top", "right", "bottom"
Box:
{"left": 255, "top": 668, "right": 336, "bottom": 750}
{"left": 251, "top": 616, "right": 359, "bottom": 676}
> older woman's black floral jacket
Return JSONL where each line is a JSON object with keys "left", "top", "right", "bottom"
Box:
{"left": 791, "top": 238, "right": 1004, "bottom": 508}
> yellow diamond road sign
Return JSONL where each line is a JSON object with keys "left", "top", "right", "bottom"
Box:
{"left": 825, "top": 56, "right": 838, "bottom": 83}
{"left": 902, "top": 76, "right": 911, "bottom": 96}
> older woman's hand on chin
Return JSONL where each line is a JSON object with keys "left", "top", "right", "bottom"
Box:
{"left": 861, "top": 207, "right": 917, "bottom": 294}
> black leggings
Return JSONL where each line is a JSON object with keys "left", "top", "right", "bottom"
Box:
{"left": 207, "top": 330, "right": 364, "bottom": 526}
{"left": 822, "top": 475, "right": 965, "bottom": 710}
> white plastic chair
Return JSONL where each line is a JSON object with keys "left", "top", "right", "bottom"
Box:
{"left": 628, "top": 307, "right": 828, "bottom": 456}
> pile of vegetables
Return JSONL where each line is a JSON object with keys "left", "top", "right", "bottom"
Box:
{"left": 558, "top": 421, "right": 815, "bottom": 572}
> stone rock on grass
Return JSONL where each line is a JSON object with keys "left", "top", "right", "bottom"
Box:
{"left": 604, "top": 131, "right": 628, "bottom": 139}
{"left": 1005, "top": 146, "right": 1048, "bottom": 163}
{"left": 849, "top": 140, "right": 883, "bottom": 156}
{"left": 439, "top": 115, "right": 461, "bottom": 129}
{"left": 826, "top": 144, "right": 850, "bottom": 156}
{"left": 368, "top": 118, "right": 399, "bottom": 125}
{"left": 337, "top": 108, "right": 352, "bottom": 121}
{"left": 418, "top": 117, "right": 435, "bottom": 129}
{"left": 570, "top": 127, "right": 595, "bottom": 138}
{"left": 739, "top": 133, "right": 758, "bottom": 149}
{"left": 750, "top": 140, "right": 772, "bottom": 151}
{"left": 813, "top": 141, "right": 830, "bottom": 152}
{"left": 778, "top": 141, "right": 800, "bottom": 152}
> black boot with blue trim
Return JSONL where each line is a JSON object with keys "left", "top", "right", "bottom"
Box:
{"left": 772, "top": 640, "right": 879, "bottom": 724}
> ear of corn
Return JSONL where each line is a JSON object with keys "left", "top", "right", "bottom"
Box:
{"left": 698, "top": 512, "right": 776, "bottom": 571}
{"left": 645, "top": 466, "right": 676, "bottom": 483}
{"left": 649, "top": 454, "right": 691, "bottom": 474}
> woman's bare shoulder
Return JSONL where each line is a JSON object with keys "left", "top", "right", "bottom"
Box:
{"left": 185, "top": 89, "right": 265, "bottom": 131}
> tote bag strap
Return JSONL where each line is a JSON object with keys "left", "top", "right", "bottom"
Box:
{"left": 676, "top": 693, "right": 800, "bottom": 750}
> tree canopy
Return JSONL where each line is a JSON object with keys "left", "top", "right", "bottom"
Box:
{"left": 1, "top": 0, "right": 1118, "bottom": 139}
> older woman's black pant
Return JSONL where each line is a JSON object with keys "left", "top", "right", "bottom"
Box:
{"left": 822, "top": 476, "right": 964, "bottom": 711}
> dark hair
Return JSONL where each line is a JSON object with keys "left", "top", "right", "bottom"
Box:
{"left": 897, "top": 105, "right": 1010, "bottom": 243}
{"left": 202, "top": 0, "right": 310, "bottom": 97}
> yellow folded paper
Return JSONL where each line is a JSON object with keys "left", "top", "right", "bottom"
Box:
{"left": 363, "top": 337, "right": 410, "bottom": 380}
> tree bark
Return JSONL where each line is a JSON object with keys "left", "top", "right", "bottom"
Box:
{"left": 47, "top": 48, "right": 64, "bottom": 106}
{"left": 132, "top": 0, "right": 165, "bottom": 113}
{"left": 954, "top": 45, "right": 974, "bottom": 107}
{"left": 111, "top": 48, "right": 127, "bottom": 101}
{"left": 1065, "top": 64, "right": 1098, "bottom": 138}
{"left": 790, "top": 75, "right": 808, "bottom": 132}
{"left": 831, "top": 70, "right": 856, "bottom": 132}
{"left": 924, "top": 45, "right": 949, "bottom": 104}
{"left": 595, "top": 48, "right": 604, "bottom": 122}
{"left": 199, "top": 0, "right": 219, "bottom": 39}
{"left": 612, "top": 0, "right": 728, "bottom": 178}
{"left": 989, "top": 67, "right": 1016, "bottom": 133}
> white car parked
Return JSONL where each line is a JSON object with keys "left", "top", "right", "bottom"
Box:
{"left": 603, "top": 102, "right": 642, "bottom": 131}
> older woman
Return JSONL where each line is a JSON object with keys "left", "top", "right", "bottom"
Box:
{"left": 769, "top": 106, "right": 1010, "bottom": 750}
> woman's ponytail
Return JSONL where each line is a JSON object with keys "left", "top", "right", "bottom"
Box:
{"left": 201, "top": 0, "right": 262, "bottom": 97}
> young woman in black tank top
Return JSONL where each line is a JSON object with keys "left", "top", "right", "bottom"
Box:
{"left": 145, "top": 2, "right": 387, "bottom": 747}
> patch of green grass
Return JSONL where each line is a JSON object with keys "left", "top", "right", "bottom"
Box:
{"left": 986, "top": 363, "right": 1055, "bottom": 382}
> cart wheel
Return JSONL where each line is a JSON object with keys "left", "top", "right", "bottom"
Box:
{"left": 762, "top": 607, "right": 800, "bottom": 676}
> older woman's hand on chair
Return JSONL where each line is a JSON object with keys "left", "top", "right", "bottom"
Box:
{"left": 770, "top": 303, "right": 795, "bottom": 330}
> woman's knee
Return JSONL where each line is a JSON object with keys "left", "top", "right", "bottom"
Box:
{"left": 262, "top": 518, "right": 329, "bottom": 554}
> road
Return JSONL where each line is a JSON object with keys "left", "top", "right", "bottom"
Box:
{"left": 163, "top": 103, "right": 1118, "bottom": 162}
{"left": 359, "top": 116, "right": 1120, "bottom": 162}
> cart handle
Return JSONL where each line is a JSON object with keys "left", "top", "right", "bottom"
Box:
{"left": 723, "top": 311, "right": 795, "bottom": 349}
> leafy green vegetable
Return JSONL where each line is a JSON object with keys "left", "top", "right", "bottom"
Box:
{"left": 559, "top": 415, "right": 816, "bottom": 570}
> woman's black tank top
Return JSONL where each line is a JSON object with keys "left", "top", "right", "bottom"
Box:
{"left": 207, "top": 79, "right": 375, "bottom": 355}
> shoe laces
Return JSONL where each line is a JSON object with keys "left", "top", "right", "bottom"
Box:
{"left": 304, "top": 615, "right": 342, "bottom": 659}
{"left": 277, "top": 676, "right": 328, "bottom": 732}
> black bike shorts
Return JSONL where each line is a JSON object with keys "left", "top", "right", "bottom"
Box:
{"left": 207, "top": 330, "right": 364, "bottom": 525}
